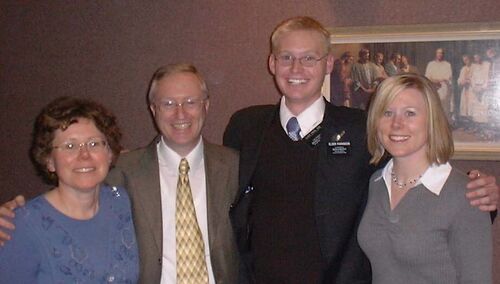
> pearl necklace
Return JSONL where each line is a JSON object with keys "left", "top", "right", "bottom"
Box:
{"left": 391, "top": 171, "right": 422, "bottom": 189}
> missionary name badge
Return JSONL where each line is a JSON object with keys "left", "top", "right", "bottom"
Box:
{"left": 327, "top": 130, "right": 350, "bottom": 155}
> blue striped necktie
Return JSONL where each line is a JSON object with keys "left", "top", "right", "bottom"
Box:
{"left": 286, "top": 117, "right": 301, "bottom": 141}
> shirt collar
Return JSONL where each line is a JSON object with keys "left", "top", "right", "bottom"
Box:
{"left": 279, "top": 96, "right": 325, "bottom": 137}
{"left": 157, "top": 136, "right": 204, "bottom": 173}
{"left": 377, "top": 159, "right": 452, "bottom": 196}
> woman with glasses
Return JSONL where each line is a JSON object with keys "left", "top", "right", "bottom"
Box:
{"left": 0, "top": 97, "right": 139, "bottom": 283}
{"left": 358, "top": 74, "right": 492, "bottom": 283}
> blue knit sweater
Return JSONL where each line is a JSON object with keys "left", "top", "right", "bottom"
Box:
{"left": 0, "top": 185, "right": 139, "bottom": 283}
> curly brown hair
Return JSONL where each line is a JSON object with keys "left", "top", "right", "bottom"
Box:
{"left": 30, "top": 96, "right": 122, "bottom": 185}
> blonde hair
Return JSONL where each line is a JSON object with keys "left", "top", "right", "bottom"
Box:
{"left": 147, "top": 63, "right": 208, "bottom": 104}
{"left": 270, "top": 16, "right": 331, "bottom": 54}
{"left": 366, "top": 73, "right": 453, "bottom": 165}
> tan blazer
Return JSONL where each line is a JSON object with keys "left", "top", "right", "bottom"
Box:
{"left": 106, "top": 137, "right": 239, "bottom": 284}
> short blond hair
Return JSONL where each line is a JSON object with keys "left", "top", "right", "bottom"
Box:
{"left": 366, "top": 73, "right": 453, "bottom": 165}
{"left": 270, "top": 16, "right": 331, "bottom": 54}
{"left": 147, "top": 63, "right": 208, "bottom": 104}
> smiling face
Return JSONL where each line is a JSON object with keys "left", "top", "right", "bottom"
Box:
{"left": 377, "top": 88, "right": 429, "bottom": 164}
{"left": 47, "top": 118, "right": 112, "bottom": 193}
{"left": 269, "top": 29, "right": 333, "bottom": 114}
{"left": 149, "top": 72, "right": 209, "bottom": 156}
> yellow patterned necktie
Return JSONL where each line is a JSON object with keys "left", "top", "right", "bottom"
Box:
{"left": 176, "top": 158, "right": 209, "bottom": 284}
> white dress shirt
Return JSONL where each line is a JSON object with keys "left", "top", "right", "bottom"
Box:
{"left": 157, "top": 136, "right": 215, "bottom": 284}
{"left": 279, "top": 96, "right": 326, "bottom": 139}
{"left": 377, "top": 159, "right": 453, "bottom": 200}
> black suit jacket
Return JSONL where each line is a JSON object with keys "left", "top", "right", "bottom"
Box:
{"left": 223, "top": 100, "right": 375, "bottom": 283}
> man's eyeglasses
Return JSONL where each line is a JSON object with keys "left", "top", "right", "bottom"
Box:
{"left": 274, "top": 54, "right": 328, "bottom": 67}
{"left": 155, "top": 97, "right": 207, "bottom": 112}
{"left": 52, "top": 139, "right": 108, "bottom": 154}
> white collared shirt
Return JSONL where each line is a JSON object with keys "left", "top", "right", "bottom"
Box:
{"left": 376, "top": 159, "right": 452, "bottom": 200}
{"left": 279, "top": 96, "right": 326, "bottom": 139}
{"left": 157, "top": 137, "right": 215, "bottom": 284}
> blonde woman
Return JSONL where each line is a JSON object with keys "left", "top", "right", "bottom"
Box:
{"left": 358, "top": 74, "right": 492, "bottom": 283}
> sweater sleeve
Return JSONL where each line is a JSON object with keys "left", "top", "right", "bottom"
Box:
{"left": 0, "top": 208, "right": 43, "bottom": 282}
{"left": 448, "top": 195, "right": 492, "bottom": 283}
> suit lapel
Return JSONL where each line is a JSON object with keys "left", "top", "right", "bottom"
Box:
{"left": 238, "top": 104, "right": 278, "bottom": 191}
{"left": 314, "top": 102, "right": 344, "bottom": 214}
{"left": 205, "top": 141, "right": 236, "bottom": 283}
{"left": 133, "top": 138, "right": 163, "bottom": 253}
{"left": 204, "top": 142, "right": 228, "bottom": 249}
{"left": 320, "top": 100, "right": 343, "bottom": 143}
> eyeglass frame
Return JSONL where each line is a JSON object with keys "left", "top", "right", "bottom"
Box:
{"left": 273, "top": 53, "right": 329, "bottom": 67}
{"left": 153, "top": 96, "right": 209, "bottom": 113}
{"left": 52, "top": 139, "right": 109, "bottom": 154}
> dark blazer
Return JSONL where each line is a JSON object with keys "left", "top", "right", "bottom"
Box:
{"left": 223, "top": 100, "right": 375, "bottom": 283}
{"left": 106, "top": 137, "right": 240, "bottom": 284}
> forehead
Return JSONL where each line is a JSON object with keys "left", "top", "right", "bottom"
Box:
{"left": 390, "top": 88, "right": 426, "bottom": 107}
{"left": 275, "top": 30, "right": 327, "bottom": 53}
{"left": 53, "top": 118, "right": 102, "bottom": 140}
{"left": 154, "top": 72, "right": 203, "bottom": 100}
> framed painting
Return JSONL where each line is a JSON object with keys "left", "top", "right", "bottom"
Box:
{"left": 322, "top": 22, "right": 500, "bottom": 160}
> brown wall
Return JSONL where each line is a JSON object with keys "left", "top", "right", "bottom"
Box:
{"left": 1, "top": 0, "right": 499, "bottom": 278}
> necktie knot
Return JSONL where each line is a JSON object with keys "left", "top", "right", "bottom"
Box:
{"left": 286, "top": 117, "right": 301, "bottom": 141}
{"left": 179, "top": 158, "right": 190, "bottom": 175}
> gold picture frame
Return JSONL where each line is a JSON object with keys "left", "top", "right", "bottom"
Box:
{"left": 323, "top": 22, "right": 500, "bottom": 160}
